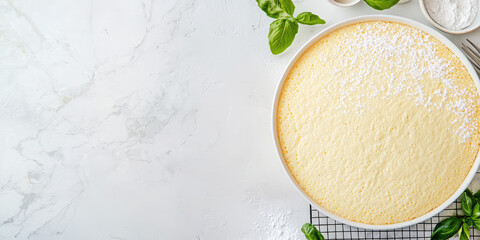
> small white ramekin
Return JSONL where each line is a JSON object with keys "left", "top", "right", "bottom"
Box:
{"left": 272, "top": 15, "right": 480, "bottom": 230}
{"left": 327, "top": 0, "right": 410, "bottom": 8}
{"left": 419, "top": 0, "right": 480, "bottom": 34}
{"left": 327, "top": 0, "right": 361, "bottom": 7}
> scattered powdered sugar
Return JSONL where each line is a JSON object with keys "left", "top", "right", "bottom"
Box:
{"left": 253, "top": 210, "right": 299, "bottom": 240}
{"left": 424, "top": 0, "right": 478, "bottom": 31}
{"left": 325, "top": 21, "right": 478, "bottom": 144}
{"left": 244, "top": 192, "right": 302, "bottom": 240}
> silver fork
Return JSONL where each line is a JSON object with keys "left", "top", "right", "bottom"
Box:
{"left": 461, "top": 39, "right": 480, "bottom": 75}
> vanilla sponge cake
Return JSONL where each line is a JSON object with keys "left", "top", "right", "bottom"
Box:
{"left": 277, "top": 21, "right": 480, "bottom": 225}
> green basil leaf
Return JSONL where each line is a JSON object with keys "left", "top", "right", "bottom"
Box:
{"left": 363, "top": 0, "right": 400, "bottom": 10}
{"left": 432, "top": 217, "right": 463, "bottom": 240}
{"left": 296, "top": 12, "right": 326, "bottom": 25}
{"left": 465, "top": 188, "right": 477, "bottom": 206}
{"left": 472, "top": 204, "right": 480, "bottom": 220}
{"left": 463, "top": 192, "right": 474, "bottom": 216}
{"left": 268, "top": 19, "right": 298, "bottom": 55}
{"left": 466, "top": 188, "right": 473, "bottom": 197}
{"left": 256, "top": 0, "right": 293, "bottom": 20}
{"left": 474, "top": 189, "right": 480, "bottom": 199}
{"left": 301, "top": 223, "right": 324, "bottom": 240}
{"left": 467, "top": 218, "right": 473, "bottom": 227}
{"left": 460, "top": 222, "right": 470, "bottom": 240}
{"left": 277, "top": 0, "right": 295, "bottom": 15}
{"left": 473, "top": 219, "right": 480, "bottom": 231}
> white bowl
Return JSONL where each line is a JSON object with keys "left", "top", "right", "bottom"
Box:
{"left": 271, "top": 15, "right": 480, "bottom": 230}
{"left": 327, "top": 0, "right": 410, "bottom": 8}
{"left": 327, "top": 0, "right": 361, "bottom": 7}
{"left": 419, "top": 0, "right": 480, "bottom": 34}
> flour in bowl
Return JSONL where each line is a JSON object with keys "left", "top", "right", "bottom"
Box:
{"left": 424, "top": 0, "right": 478, "bottom": 31}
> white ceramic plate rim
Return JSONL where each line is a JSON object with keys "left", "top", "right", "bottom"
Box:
{"left": 271, "top": 15, "right": 480, "bottom": 230}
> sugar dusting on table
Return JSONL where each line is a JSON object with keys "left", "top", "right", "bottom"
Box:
{"left": 244, "top": 193, "right": 302, "bottom": 240}
{"left": 424, "top": 0, "right": 478, "bottom": 31}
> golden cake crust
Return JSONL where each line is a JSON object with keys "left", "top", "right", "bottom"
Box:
{"left": 277, "top": 21, "right": 480, "bottom": 225}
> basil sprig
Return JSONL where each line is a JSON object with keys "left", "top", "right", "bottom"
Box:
{"left": 462, "top": 192, "right": 474, "bottom": 217}
{"left": 301, "top": 223, "right": 324, "bottom": 240}
{"left": 459, "top": 222, "right": 470, "bottom": 240}
{"left": 296, "top": 12, "right": 326, "bottom": 25}
{"left": 363, "top": 0, "right": 400, "bottom": 10}
{"left": 268, "top": 19, "right": 299, "bottom": 55}
{"left": 431, "top": 188, "right": 480, "bottom": 240}
{"left": 432, "top": 217, "right": 463, "bottom": 240}
{"left": 256, "top": 0, "right": 325, "bottom": 55}
{"left": 472, "top": 204, "right": 480, "bottom": 220}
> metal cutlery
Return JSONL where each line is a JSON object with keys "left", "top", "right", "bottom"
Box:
{"left": 462, "top": 39, "right": 480, "bottom": 74}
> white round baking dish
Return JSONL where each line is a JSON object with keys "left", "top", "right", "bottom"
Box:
{"left": 271, "top": 15, "right": 480, "bottom": 230}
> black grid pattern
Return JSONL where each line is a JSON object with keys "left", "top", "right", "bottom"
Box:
{"left": 309, "top": 171, "right": 480, "bottom": 239}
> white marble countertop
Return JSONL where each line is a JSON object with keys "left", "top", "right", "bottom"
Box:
{"left": 2, "top": 0, "right": 480, "bottom": 239}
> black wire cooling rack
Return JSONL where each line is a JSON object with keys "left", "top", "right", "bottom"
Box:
{"left": 309, "top": 171, "right": 480, "bottom": 239}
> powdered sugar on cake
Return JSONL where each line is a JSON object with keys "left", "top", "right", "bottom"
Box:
{"left": 324, "top": 21, "right": 478, "bottom": 144}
